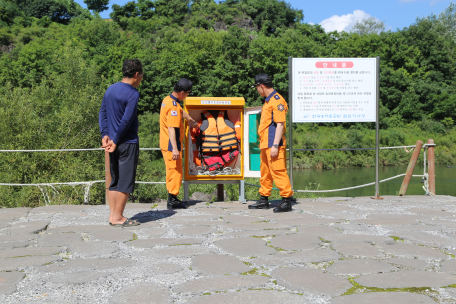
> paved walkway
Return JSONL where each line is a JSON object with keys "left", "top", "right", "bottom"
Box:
{"left": 1, "top": 195, "right": 456, "bottom": 303}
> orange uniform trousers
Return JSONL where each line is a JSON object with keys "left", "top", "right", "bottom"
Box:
{"left": 161, "top": 150, "right": 183, "bottom": 196}
{"left": 259, "top": 147, "right": 293, "bottom": 198}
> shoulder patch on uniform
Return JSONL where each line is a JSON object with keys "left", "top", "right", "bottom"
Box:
{"left": 274, "top": 95, "right": 280, "bottom": 100}
{"left": 161, "top": 103, "right": 166, "bottom": 107}
{"left": 277, "top": 104, "right": 285, "bottom": 112}
{"left": 171, "top": 110, "right": 178, "bottom": 116}
{"left": 173, "top": 100, "right": 177, "bottom": 106}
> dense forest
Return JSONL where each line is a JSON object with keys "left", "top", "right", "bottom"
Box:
{"left": 0, "top": 0, "right": 455, "bottom": 206}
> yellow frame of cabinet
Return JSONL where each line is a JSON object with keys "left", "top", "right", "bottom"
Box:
{"left": 184, "top": 97, "right": 245, "bottom": 181}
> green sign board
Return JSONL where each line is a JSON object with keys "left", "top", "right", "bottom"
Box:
{"left": 249, "top": 113, "right": 261, "bottom": 171}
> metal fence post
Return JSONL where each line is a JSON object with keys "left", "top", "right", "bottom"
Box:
{"left": 427, "top": 139, "right": 436, "bottom": 195}
{"left": 239, "top": 180, "right": 245, "bottom": 203}
{"left": 217, "top": 184, "right": 224, "bottom": 201}
{"left": 398, "top": 140, "right": 423, "bottom": 196}
{"left": 184, "top": 181, "right": 189, "bottom": 202}
{"left": 374, "top": 56, "right": 381, "bottom": 199}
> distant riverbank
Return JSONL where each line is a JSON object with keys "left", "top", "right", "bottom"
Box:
{"left": 290, "top": 123, "right": 455, "bottom": 170}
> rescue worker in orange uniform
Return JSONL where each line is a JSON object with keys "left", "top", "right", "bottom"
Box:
{"left": 248, "top": 74, "right": 294, "bottom": 212}
{"left": 160, "top": 78, "right": 198, "bottom": 209}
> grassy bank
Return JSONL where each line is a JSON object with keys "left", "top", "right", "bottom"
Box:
{"left": 291, "top": 121, "right": 456, "bottom": 169}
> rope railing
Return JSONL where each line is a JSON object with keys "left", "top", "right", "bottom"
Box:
{"left": 291, "top": 145, "right": 417, "bottom": 152}
{"left": 0, "top": 145, "right": 424, "bottom": 153}
{"left": 0, "top": 180, "right": 169, "bottom": 205}
{"left": 246, "top": 174, "right": 425, "bottom": 193}
{"left": 0, "top": 143, "right": 434, "bottom": 204}
{"left": 0, "top": 148, "right": 161, "bottom": 152}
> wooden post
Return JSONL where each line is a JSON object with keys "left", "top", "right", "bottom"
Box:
{"left": 217, "top": 184, "right": 224, "bottom": 201}
{"left": 105, "top": 151, "right": 111, "bottom": 205}
{"left": 427, "top": 139, "right": 436, "bottom": 195}
{"left": 398, "top": 140, "right": 423, "bottom": 196}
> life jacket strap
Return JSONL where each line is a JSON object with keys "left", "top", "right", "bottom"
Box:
{"left": 218, "top": 131, "right": 236, "bottom": 137}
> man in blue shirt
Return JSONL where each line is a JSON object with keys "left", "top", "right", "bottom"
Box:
{"left": 99, "top": 59, "right": 143, "bottom": 227}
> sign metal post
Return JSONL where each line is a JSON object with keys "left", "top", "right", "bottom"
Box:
{"left": 288, "top": 56, "right": 293, "bottom": 187}
{"left": 373, "top": 56, "right": 382, "bottom": 199}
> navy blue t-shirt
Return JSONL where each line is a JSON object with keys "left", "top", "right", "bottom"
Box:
{"left": 99, "top": 82, "right": 139, "bottom": 145}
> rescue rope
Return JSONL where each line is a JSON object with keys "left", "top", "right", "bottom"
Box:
{"left": 188, "top": 136, "right": 200, "bottom": 175}
{"left": 246, "top": 173, "right": 426, "bottom": 193}
{"left": 196, "top": 167, "right": 241, "bottom": 176}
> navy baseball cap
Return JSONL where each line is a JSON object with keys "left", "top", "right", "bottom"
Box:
{"left": 251, "top": 74, "right": 273, "bottom": 88}
{"left": 175, "top": 78, "right": 193, "bottom": 92}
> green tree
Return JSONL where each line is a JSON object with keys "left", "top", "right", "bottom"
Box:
{"left": 83, "top": 0, "right": 109, "bottom": 13}
{"left": 435, "top": 2, "right": 456, "bottom": 41}
{"left": 110, "top": 0, "right": 154, "bottom": 28}
{"left": 351, "top": 17, "right": 385, "bottom": 35}
{"left": 0, "top": 0, "right": 22, "bottom": 26}
{"left": 2, "top": 0, "right": 90, "bottom": 23}
{"left": 248, "top": 0, "right": 303, "bottom": 34}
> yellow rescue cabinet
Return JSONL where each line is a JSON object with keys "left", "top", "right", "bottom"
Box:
{"left": 184, "top": 97, "right": 245, "bottom": 181}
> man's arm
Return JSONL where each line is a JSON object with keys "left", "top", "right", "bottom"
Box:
{"left": 99, "top": 96, "right": 109, "bottom": 144}
{"left": 168, "top": 127, "right": 180, "bottom": 160}
{"left": 183, "top": 110, "right": 198, "bottom": 128}
{"left": 111, "top": 92, "right": 138, "bottom": 146}
{"left": 270, "top": 122, "right": 284, "bottom": 159}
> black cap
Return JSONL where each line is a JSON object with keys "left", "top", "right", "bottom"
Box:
{"left": 175, "top": 78, "right": 193, "bottom": 92}
{"left": 251, "top": 74, "right": 273, "bottom": 88}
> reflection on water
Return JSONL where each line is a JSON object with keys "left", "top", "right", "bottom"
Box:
{"left": 292, "top": 164, "right": 456, "bottom": 197}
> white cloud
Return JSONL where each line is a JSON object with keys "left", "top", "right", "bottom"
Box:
{"left": 319, "top": 10, "right": 372, "bottom": 33}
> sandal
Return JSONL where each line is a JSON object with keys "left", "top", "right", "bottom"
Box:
{"left": 111, "top": 217, "right": 140, "bottom": 227}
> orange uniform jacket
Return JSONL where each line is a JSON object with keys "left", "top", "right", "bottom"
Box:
{"left": 159, "top": 95, "right": 184, "bottom": 196}
{"left": 160, "top": 95, "right": 184, "bottom": 151}
{"left": 258, "top": 90, "right": 288, "bottom": 150}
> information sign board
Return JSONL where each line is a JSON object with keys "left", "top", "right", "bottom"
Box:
{"left": 291, "top": 58, "right": 377, "bottom": 123}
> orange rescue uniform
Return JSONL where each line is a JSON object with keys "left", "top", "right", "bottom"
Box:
{"left": 258, "top": 90, "right": 293, "bottom": 198}
{"left": 160, "top": 95, "right": 184, "bottom": 196}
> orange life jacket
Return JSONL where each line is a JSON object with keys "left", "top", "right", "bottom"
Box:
{"left": 190, "top": 110, "right": 240, "bottom": 172}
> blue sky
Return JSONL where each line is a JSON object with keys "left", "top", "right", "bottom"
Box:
{"left": 75, "top": 0, "right": 454, "bottom": 32}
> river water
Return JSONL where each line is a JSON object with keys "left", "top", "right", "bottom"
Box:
{"left": 292, "top": 164, "right": 456, "bottom": 197}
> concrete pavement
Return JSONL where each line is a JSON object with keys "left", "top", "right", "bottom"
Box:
{"left": 1, "top": 195, "right": 456, "bottom": 303}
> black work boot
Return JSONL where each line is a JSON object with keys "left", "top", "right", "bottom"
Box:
{"left": 248, "top": 196, "right": 270, "bottom": 209}
{"left": 273, "top": 196, "right": 292, "bottom": 213}
{"left": 167, "top": 194, "right": 188, "bottom": 209}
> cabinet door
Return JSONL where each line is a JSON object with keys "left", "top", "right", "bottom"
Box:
{"left": 244, "top": 107, "right": 262, "bottom": 178}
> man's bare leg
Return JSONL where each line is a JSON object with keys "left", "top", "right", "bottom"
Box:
{"left": 108, "top": 190, "right": 116, "bottom": 224}
{"left": 108, "top": 190, "right": 132, "bottom": 225}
